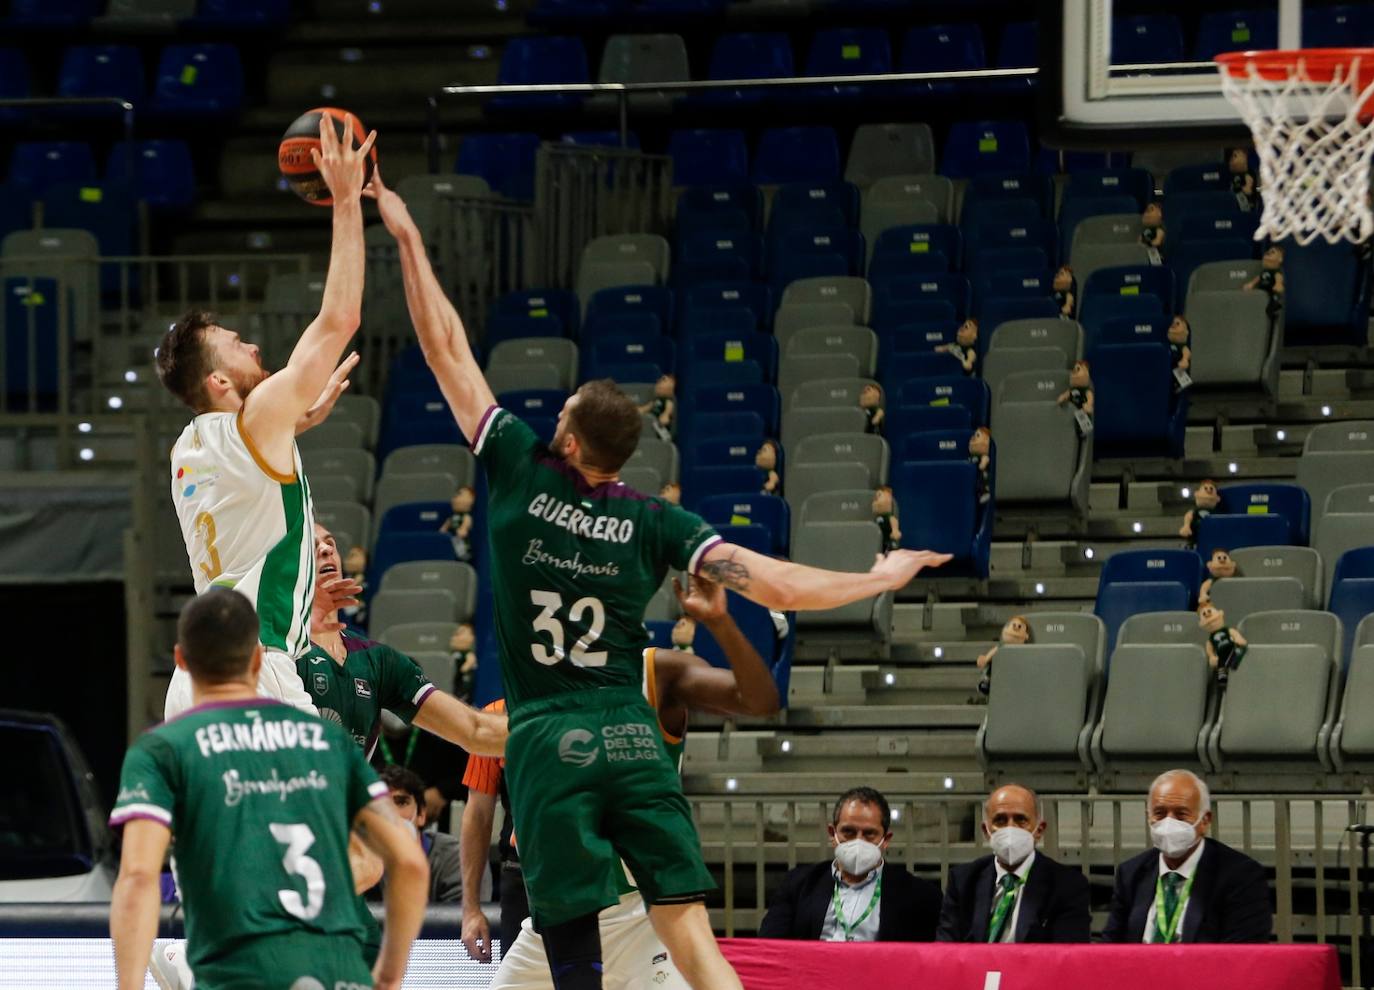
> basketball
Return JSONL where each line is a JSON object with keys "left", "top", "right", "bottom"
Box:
{"left": 277, "top": 107, "right": 375, "bottom": 206}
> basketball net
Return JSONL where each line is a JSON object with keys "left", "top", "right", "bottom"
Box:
{"left": 1217, "top": 52, "right": 1374, "bottom": 246}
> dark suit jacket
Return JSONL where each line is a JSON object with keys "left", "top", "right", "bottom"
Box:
{"left": 1102, "top": 837, "right": 1272, "bottom": 943}
{"left": 758, "top": 861, "right": 942, "bottom": 942}
{"left": 935, "top": 851, "right": 1091, "bottom": 943}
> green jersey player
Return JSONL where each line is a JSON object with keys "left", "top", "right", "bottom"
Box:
{"left": 368, "top": 168, "right": 949, "bottom": 990}
{"left": 109, "top": 588, "right": 429, "bottom": 990}
{"left": 155, "top": 113, "right": 374, "bottom": 720}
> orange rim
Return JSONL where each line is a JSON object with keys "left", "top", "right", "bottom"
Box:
{"left": 1216, "top": 47, "right": 1374, "bottom": 88}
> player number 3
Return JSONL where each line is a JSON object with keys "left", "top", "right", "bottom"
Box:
{"left": 270, "top": 822, "right": 326, "bottom": 921}
{"left": 530, "top": 590, "right": 608, "bottom": 667}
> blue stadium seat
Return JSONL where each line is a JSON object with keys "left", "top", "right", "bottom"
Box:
{"left": 966, "top": 217, "right": 1057, "bottom": 268}
{"left": 684, "top": 465, "right": 767, "bottom": 510}
{"left": 0, "top": 185, "right": 34, "bottom": 241}
{"left": 752, "top": 127, "right": 840, "bottom": 185}
{"left": 1195, "top": 10, "right": 1277, "bottom": 59}
{"left": 693, "top": 589, "right": 790, "bottom": 690}
{"left": 489, "top": 36, "right": 589, "bottom": 111}
{"left": 940, "top": 121, "right": 1030, "bottom": 178}
{"left": 770, "top": 181, "right": 861, "bottom": 232}
{"left": 0, "top": 49, "right": 32, "bottom": 126}
{"left": 105, "top": 140, "right": 195, "bottom": 211}
{"left": 869, "top": 225, "right": 961, "bottom": 281}
{"left": 41, "top": 180, "right": 137, "bottom": 294}
{"left": 996, "top": 20, "right": 1038, "bottom": 70}
{"left": 675, "top": 230, "right": 762, "bottom": 286}
{"left": 5, "top": 0, "right": 99, "bottom": 28}
{"left": 1036, "top": 150, "right": 1132, "bottom": 175}
{"left": 698, "top": 492, "right": 789, "bottom": 554}
{"left": 703, "top": 33, "right": 794, "bottom": 105}
{"left": 1062, "top": 169, "right": 1154, "bottom": 211}
{"left": 710, "top": 521, "right": 773, "bottom": 555}
{"left": 684, "top": 359, "right": 763, "bottom": 386}
{"left": 681, "top": 281, "right": 771, "bottom": 331}
{"left": 2, "top": 276, "right": 67, "bottom": 410}
{"left": 767, "top": 227, "right": 863, "bottom": 295}
{"left": 669, "top": 129, "right": 749, "bottom": 187}
{"left": 1176, "top": 212, "right": 1259, "bottom": 245}
{"left": 689, "top": 383, "right": 779, "bottom": 435}
{"left": 1080, "top": 294, "right": 1166, "bottom": 345}
{"left": 188, "top": 0, "right": 291, "bottom": 28}
{"left": 581, "top": 311, "right": 660, "bottom": 347}
{"left": 368, "top": 533, "right": 455, "bottom": 592}
{"left": 379, "top": 395, "right": 464, "bottom": 459}
{"left": 491, "top": 287, "right": 579, "bottom": 337}
{"left": 1167, "top": 239, "right": 1258, "bottom": 300}
{"left": 499, "top": 389, "right": 568, "bottom": 422}
{"left": 152, "top": 44, "right": 244, "bottom": 116}
{"left": 1081, "top": 264, "right": 1175, "bottom": 315}
{"left": 974, "top": 294, "right": 1059, "bottom": 330}
{"left": 693, "top": 437, "right": 769, "bottom": 470}
{"left": 375, "top": 501, "right": 455, "bottom": 545}
{"left": 1111, "top": 15, "right": 1185, "bottom": 64}
{"left": 1279, "top": 238, "right": 1373, "bottom": 344}
{"left": 805, "top": 27, "right": 892, "bottom": 82}
{"left": 643, "top": 620, "right": 676, "bottom": 650}
{"left": 1162, "top": 162, "right": 1233, "bottom": 196}
{"left": 1090, "top": 314, "right": 1170, "bottom": 350}
{"left": 896, "top": 376, "right": 990, "bottom": 426}
{"left": 686, "top": 331, "right": 777, "bottom": 382}
{"left": 1088, "top": 343, "right": 1188, "bottom": 459}
{"left": 1099, "top": 548, "right": 1204, "bottom": 597}
{"left": 966, "top": 172, "right": 1054, "bottom": 219}
{"left": 456, "top": 132, "right": 541, "bottom": 201}
{"left": 873, "top": 312, "right": 955, "bottom": 349}
{"left": 888, "top": 403, "right": 974, "bottom": 436}
{"left": 8, "top": 142, "right": 96, "bottom": 193}
{"left": 892, "top": 459, "right": 990, "bottom": 578}
{"left": 587, "top": 335, "right": 675, "bottom": 379}
{"left": 873, "top": 272, "right": 970, "bottom": 321}
{"left": 1057, "top": 195, "right": 1140, "bottom": 260}
{"left": 485, "top": 313, "right": 569, "bottom": 349}
{"left": 1194, "top": 514, "right": 1294, "bottom": 562}
{"left": 897, "top": 428, "right": 974, "bottom": 463}
{"left": 676, "top": 183, "right": 762, "bottom": 234}
{"left": 880, "top": 351, "right": 964, "bottom": 387}
{"left": 1095, "top": 581, "right": 1193, "bottom": 661}
{"left": 1303, "top": 5, "right": 1374, "bottom": 47}
{"left": 1330, "top": 548, "right": 1374, "bottom": 670}
{"left": 898, "top": 24, "right": 986, "bottom": 92}
{"left": 1216, "top": 482, "right": 1311, "bottom": 546}
{"left": 586, "top": 285, "right": 674, "bottom": 337}
{"left": 57, "top": 44, "right": 143, "bottom": 108}
{"left": 972, "top": 271, "right": 1053, "bottom": 304}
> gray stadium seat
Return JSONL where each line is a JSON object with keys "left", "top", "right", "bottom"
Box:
{"left": 308, "top": 474, "right": 359, "bottom": 503}
{"left": 989, "top": 318, "right": 1082, "bottom": 358}
{"left": 1184, "top": 289, "right": 1278, "bottom": 391}
{"left": 1069, "top": 213, "right": 1140, "bottom": 250}
{"left": 981, "top": 348, "right": 1068, "bottom": 405}
{"left": 791, "top": 522, "right": 891, "bottom": 633}
{"left": 978, "top": 644, "right": 1095, "bottom": 774}
{"left": 1299, "top": 426, "right": 1374, "bottom": 527}
{"left": 1187, "top": 259, "right": 1262, "bottom": 295}
{"left": 797, "top": 489, "right": 878, "bottom": 529}
{"left": 1069, "top": 243, "right": 1155, "bottom": 287}
{"left": 779, "top": 354, "right": 862, "bottom": 398}
{"left": 990, "top": 370, "right": 1091, "bottom": 510}
{"left": 785, "top": 463, "right": 874, "bottom": 522}
{"left": 579, "top": 234, "right": 670, "bottom": 282}
{"left": 618, "top": 465, "right": 663, "bottom": 495}
{"left": 1206, "top": 577, "right": 1307, "bottom": 626}
{"left": 1117, "top": 610, "right": 1208, "bottom": 648}
{"left": 788, "top": 377, "right": 876, "bottom": 412}
{"left": 599, "top": 34, "right": 689, "bottom": 93}
{"left": 379, "top": 621, "right": 459, "bottom": 656}
{"left": 861, "top": 175, "right": 951, "bottom": 251}
{"left": 781, "top": 407, "right": 870, "bottom": 449}
{"left": 1229, "top": 546, "right": 1324, "bottom": 610}
{"left": 1304, "top": 421, "right": 1374, "bottom": 453}
{"left": 372, "top": 472, "right": 459, "bottom": 543}
{"left": 627, "top": 437, "right": 679, "bottom": 485}
{"left": 1093, "top": 644, "right": 1212, "bottom": 776}
{"left": 409, "top": 651, "right": 457, "bottom": 693}
{"left": 780, "top": 276, "right": 873, "bottom": 326}
{"left": 1, "top": 228, "right": 100, "bottom": 340}
{"left": 1315, "top": 514, "right": 1374, "bottom": 595}
{"left": 1323, "top": 483, "right": 1374, "bottom": 516}
{"left": 845, "top": 123, "right": 937, "bottom": 188}
{"left": 485, "top": 363, "right": 562, "bottom": 395}
{"left": 1210, "top": 610, "right": 1343, "bottom": 773}
{"left": 1329, "top": 615, "right": 1374, "bottom": 770}
{"left": 785, "top": 326, "right": 879, "bottom": 377}
{"left": 313, "top": 500, "right": 371, "bottom": 559}
{"left": 791, "top": 432, "right": 889, "bottom": 484}
{"left": 774, "top": 304, "right": 857, "bottom": 342}
{"left": 382, "top": 445, "right": 475, "bottom": 486}
{"left": 488, "top": 337, "right": 579, "bottom": 391}
{"left": 303, "top": 448, "right": 375, "bottom": 504}
{"left": 333, "top": 394, "right": 381, "bottom": 450}
{"left": 368, "top": 588, "right": 459, "bottom": 637}
{"left": 576, "top": 261, "right": 658, "bottom": 312}
{"left": 296, "top": 421, "right": 365, "bottom": 452}
{"left": 378, "top": 560, "right": 477, "bottom": 620}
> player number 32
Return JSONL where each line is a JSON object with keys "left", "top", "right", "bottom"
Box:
{"left": 530, "top": 590, "right": 608, "bottom": 667}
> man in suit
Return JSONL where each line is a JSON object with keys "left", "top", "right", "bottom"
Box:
{"left": 758, "top": 786, "right": 942, "bottom": 942}
{"left": 936, "top": 784, "right": 1091, "bottom": 943}
{"left": 1103, "top": 769, "right": 1272, "bottom": 943}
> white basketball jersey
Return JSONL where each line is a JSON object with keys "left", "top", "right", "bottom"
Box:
{"left": 170, "top": 411, "right": 315, "bottom": 659}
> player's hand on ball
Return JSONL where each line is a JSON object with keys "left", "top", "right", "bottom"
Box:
{"left": 312, "top": 112, "right": 377, "bottom": 206}
{"left": 461, "top": 910, "right": 493, "bottom": 963}
{"left": 869, "top": 549, "right": 952, "bottom": 590}
{"left": 674, "top": 574, "right": 728, "bottom": 624}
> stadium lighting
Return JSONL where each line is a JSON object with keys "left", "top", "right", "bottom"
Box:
{"left": 1034, "top": 582, "right": 1045, "bottom": 595}
{"left": 1276, "top": 429, "right": 1286, "bottom": 441}
{"left": 124, "top": 369, "right": 137, "bottom": 382}
{"left": 1322, "top": 405, "right": 1332, "bottom": 417}
{"left": 107, "top": 396, "right": 124, "bottom": 409}
{"left": 943, "top": 777, "right": 954, "bottom": 790}
{"left": 77, "top": 422, "right": 91, "bottom": 434}
{"left": 79, "top": 448, "right": 94, "bottom": 462}
{"left": 884, "top": 672, "right": 895, "bottom": 686}
{"left": 1083, "top": 547, "right": 1095, "bottom": 560}
{"left": 1131, "top": 521, "right": 1143, "bottom": 533}
{"left": 932, "top": 646, "right": 943, "bottom": 658}
{"left": 725, "top": 778, "right": 738, "bottom": 792}
{"left": 780, "top": 740, "right": 791, "bottom": 753}
{"left": 1228, "top": 462, "right": 1238, "bottom": 474}
{"left": 1181, "top": 487, "right": 1191, "bottom": 499}
{"left": 890, "top": 809, "right": 901, "bottom": 822}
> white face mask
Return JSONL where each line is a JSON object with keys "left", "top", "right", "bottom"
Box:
{"left": 833, "top": 838, "right": 884, "bottom": 877}
{"left": 1150, "top": 816, "right": 1201, "bottom": 858}
{"left": 988, "top": 825, "right": 1036, "bottom": 868}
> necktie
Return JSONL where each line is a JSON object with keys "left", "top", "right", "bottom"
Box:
{"left": 1156, "top": 872, "right": 1184, "bottom": 943}
{"left": 986, "top": 873, "right": 1020, "bottom": 943}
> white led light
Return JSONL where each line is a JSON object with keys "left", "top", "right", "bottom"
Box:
{"left": 884, "top": 672, "right": 895, "bottom": 686}
{"left": 943, "top": 777, "right": 954, "bottom": 790}
{"left": 124, "top": 369, "right": 137, "bottom": 382}
{"left": 725, "top": 777, "right": 738, "bottom": 792}
{"left": 107, "top": 396, "right": 124, "bottom": 409}
{"left": 1275, "top": 430, "right": 1286, "bottom": 441}
{"left": 1228, "top": 462, "right": 1238, "bottom": 474}
{"left": 1322, "top": 405, "right": 1332, "bottom": 417}
{"left": 1181, "top": 487, "right": 1191, "bottom": 499}
{"left": 77, "top": 422, "right": 91, "bottom": 433}
{"left": 1035, "top": 582, "right": 1045, "bottom": 595}
{"left": 78, "top": 448, "right": 94, "bottom": 461}
{"left": 890, "top": 808, "right": 901, "bottom": 822}
{"left": 1132, "top": 521, "right": 1143, "bottom": 533}
{"left": 780, "top": 740, "right": 791, "bottom": 753}
{"left": 1083, "top": 547, "right": 1095, "bottom": 559}
{"left": 933, "top": 646, "right": 943, "bottom": 658}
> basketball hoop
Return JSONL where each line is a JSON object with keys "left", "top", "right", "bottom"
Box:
{"left": 1216, "top": 48, "right": 1374, "bottom": 246}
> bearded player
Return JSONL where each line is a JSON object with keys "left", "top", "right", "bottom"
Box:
{"left": 155, "top": 112, "right": 375, "bottom": 719}
{"left": 369, "top": 168, "right": 950, "bottom": 990}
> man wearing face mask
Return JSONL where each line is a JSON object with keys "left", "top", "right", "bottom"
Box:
{"left": 1103, "top": 769, "right": 1271, "bottom": 944}
{"left": 936, "top": 785, "right": 1090, "bottom": 943}
{"left": 758, "top": 787, "right": 942, "bottom": 942}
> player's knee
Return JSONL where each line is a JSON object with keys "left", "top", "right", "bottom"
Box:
{"left": 543, "top": 912, "right": 604, "bottom": 990}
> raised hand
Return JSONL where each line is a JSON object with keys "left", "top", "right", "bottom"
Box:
{"left": 869, "top": 550, "right": 952, "bottom": 591}
{"left": 361, "top": 166, "right": 417, "bottom": 239}
{"left": 296, "top": 351, "right": 359, "bottom": 435}
{"left": 312, "top": 112, "right": 377, "bottom": 206}
{"left": 673, "top": 574, "right": 728, "bottom": 624}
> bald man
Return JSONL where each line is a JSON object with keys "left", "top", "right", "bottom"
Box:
{"left": 936, "top": 785, "right": 1090, "bottom": 943}
{"left": 1103, "top": 769, "right": 1271, "bottom": 944}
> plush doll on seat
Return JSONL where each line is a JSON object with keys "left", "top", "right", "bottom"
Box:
{"left": 859, "top": 383, "right": 885, "bottom": 435}
{"left": 672, "top": 614, "right": 697, "bottom": 654}
{"left": 1140, "top": 201, "right": 1166, "bottom": 265}
{"left": 1243, "top": 245, "right": 1285, "bottom": 316}
{"left": 872, "top": 485, "right": 902, "bottom": 553}
{"left": 976, "top": 615, "right": 1030, "bottom": 697}
{"left": 1052, "top": 265, "right": 1077, "bottom": 319}
{"left": 639, "top": 373, "right": 677, "bottom": 441}
{"left": 968, "top": 426, "right": 992, "bottom": 505}
{"left": 1199, "top": 548, "right": 1238, "bottom": 603}
{"left": 756, "top": 440, "right": 781, "bottom": 496}
{"left": 1056, "top": 360, "right": 1094, "bottom": 436}
{"left": 1179, "top": 479, "right": 1220, "bottom": 548}
{"left": 439, "top": 484, "right": 476, "bottom": 562}
{"left": 1167, "top": 316, "right": 1192, "bottom": 394}
{"left": 1199, "top": 602, "right": 1247, "bottom": 686}
{"left": 936, "top": 318, "right": 979, "bottom": 376}
{"left": 1229, "top": 147, "right": 1257, "bottom": 211}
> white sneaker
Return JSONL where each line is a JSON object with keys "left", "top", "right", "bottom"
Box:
{"left": 149, "top": 939, "right": 195, "bottom": 990}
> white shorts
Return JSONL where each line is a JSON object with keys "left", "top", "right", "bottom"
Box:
{"left": 163, "top": 648, "right": 317, "bottom": 721}
{"left": 490, "top": 892, "right": 689, "bottom": 990}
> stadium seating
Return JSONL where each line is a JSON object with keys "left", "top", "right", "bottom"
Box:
{"left": 988, "top": 370, "right": 1089, "bottom": 510}
{"left": 1329, "top": 615, "right": 1374, "bottom": 772}
{"left": 105, "top": 140, "right": 195, "bottom": 211}
{"left": 844, "top": 123, "right": 936, "bottom": 188}
{"left": 668, "top": 129, "right": 749, "bottom": 186}
{"left": 151, "top": 43, "right": 244, "bottom": 115}
{"left": 489, "top": 35, "right": 589, "bottom": 111}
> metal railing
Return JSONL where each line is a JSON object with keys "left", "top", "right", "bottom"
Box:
{"left": 692, "top": 792, "right": 1373, "bottom": 980}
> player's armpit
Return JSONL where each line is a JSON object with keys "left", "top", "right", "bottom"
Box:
{"left": 412, "top": 690, "right": 507, "bottom": 757}
{"left": 110, "top": 818, "right": 172, "bottom": 990}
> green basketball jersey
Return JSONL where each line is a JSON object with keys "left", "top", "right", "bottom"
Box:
{"left": 296, "top": 634, "right": 435, "bottom": 758}
{"left": 109, "top": 699, "right": 385, "bottom": 985}
{"left": 473, "top": 407, "right": 722, "bottom": 713}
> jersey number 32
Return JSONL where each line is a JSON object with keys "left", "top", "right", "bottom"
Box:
{"left": 530, "top": 590, "right": 607, "bottom": 667}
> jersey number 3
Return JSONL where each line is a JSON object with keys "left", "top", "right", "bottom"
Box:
{"left": 270, "top": 822, "right": 325, "bottom": 921}
{"left": 530, "top": 590, "right": 607, "bottom": 667}
{"left": 194, "top": 511, "right": 223, "bottom": 582}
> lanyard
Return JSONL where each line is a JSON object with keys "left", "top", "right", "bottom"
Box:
{"left": 379, "top": 727, "right": 419, "bottom": 768}
{"left": 832, "top": 871, "right": 882, "bottom": 941}
{"left": 1152, "top": 871, "right": 1196, "bottom": 944}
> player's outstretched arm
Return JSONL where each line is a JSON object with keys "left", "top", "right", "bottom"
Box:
{"left": 658, "top": 575, "right": 780, "bottom": 717}
{"left": 110, "top": 818, "right": 172, "bottom": 990}
{"left": 368, "top": 169, "right": 494, "bottom": 442}
{"left": 243, "top": 115, "right": 374, "bottom": 473}
{"left": 698, "top": 542, "right": 951, "bottom": 612}
{"left": 459, "top": 787, "right": 497, "bottom": 962}
{"left": 354, "top": 797, "right": 430, "bottom": 990}
{"left": 412, "top": 690, "right": 508, "bottom": 757}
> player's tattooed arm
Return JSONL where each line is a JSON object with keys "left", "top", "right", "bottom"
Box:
{"left": 700, "top": 547, "right": 751, "bottom": 592}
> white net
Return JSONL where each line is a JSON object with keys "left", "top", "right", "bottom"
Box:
{"left": 1218, "top": 52, "right": 1374, "bottom": 246}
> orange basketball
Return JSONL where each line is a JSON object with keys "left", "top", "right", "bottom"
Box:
{"left": 277, "top": 107, "right": 375, "bottom": 206}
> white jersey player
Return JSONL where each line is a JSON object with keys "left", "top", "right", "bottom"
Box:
{"left": 155, "top": 113, "right": 376, "bottom": 720}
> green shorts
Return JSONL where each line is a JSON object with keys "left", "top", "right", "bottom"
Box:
{"left": 192, "top": 930, "right": 372, "bottom": 990}
{"left": 507, "top": 686, "right": 715, "bottom": 929}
